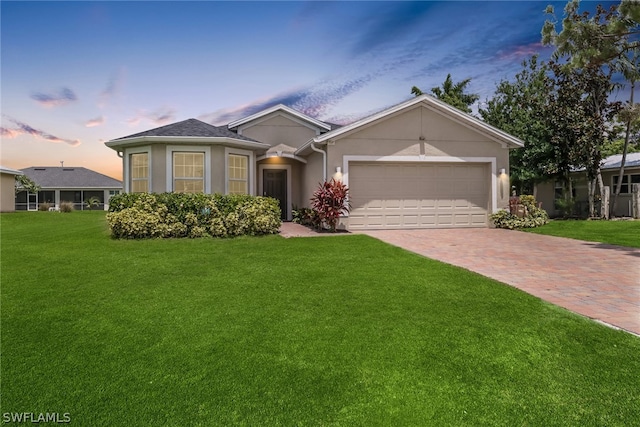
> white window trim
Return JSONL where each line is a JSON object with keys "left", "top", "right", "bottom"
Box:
{"left": 225, "top": 147, "right": 255, "bottom": 195}
{"left": 258, "top": 164, "right": 292, "bottom": 221}
{"left": 341, "top": 155, "right": 498, "bottom": 215}
{"left": 166, "top": 145, "right": 211, "bottom": 193}
{"left": 124, "top": 147, "right": 152, "bottom": 193}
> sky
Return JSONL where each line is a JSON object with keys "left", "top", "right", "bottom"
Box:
{"left": 0, "top": 0, "right": 626, "bottom": 180}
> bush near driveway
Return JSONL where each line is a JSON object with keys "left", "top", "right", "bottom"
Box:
{"left": 106, "top": 192, "right": 281, "bottom": 239}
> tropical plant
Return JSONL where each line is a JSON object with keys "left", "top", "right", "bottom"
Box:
{"left": 14, "top": 175, "right": 40, "bottom": 194}
{"left": 412, "top": 73, "right": 479, "bottom": 113}
{"left": 310, "top": 179, "right": 350, "bottom": 232}
{"left": 292, "top": 206, "right": 315, "bottom": 226}
{"left": 84, "top": 196, "right": 101, "bottom": 210}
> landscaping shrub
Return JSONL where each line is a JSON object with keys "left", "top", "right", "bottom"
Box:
{"left": 38, "top": 203, "right": 51, "bottom": 211}
{"left": 292, "top": 206, "right": 316, "bottom": 226}
{"left": 491, "top": 195, "right": 549, "bottom": 229}
{"left": 59, "top": 201, "right": 74, "bottom": 213}
{"left": 106, "top": 193, "right": 281, "bottom": 239}
{"left": 310, "top": 179, "right": 350, "bottom": 232}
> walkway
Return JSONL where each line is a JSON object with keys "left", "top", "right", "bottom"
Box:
{"left": 358, "top": 229, "right": 639, "bottom": 336}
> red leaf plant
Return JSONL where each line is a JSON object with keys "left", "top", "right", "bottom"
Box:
{"left": 310, "top": 178, "right": 350, "bottom": 232}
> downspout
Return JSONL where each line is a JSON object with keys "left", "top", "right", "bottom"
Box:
{"left": 310, "top": 141, "right": 327, "bottom": 182}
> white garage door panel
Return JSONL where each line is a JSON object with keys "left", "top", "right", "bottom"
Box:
{"left": 349, "top": 162, "right": 489, "bottom": 229}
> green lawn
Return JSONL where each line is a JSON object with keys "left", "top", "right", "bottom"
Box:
{"left": 2, "top": 212, "right": 639, "bottom": 426}
{"left": 524, "top": 219, "right": 640, "bottom": 248}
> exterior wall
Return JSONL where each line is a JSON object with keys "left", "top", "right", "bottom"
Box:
{"left": 325, "top": 105, "right": 512, "bottom": 213}
{"left": 151, "top": 144, "right": 167, "bottom": 193}
{"left": 535, "top": 181, "right": 556, "bottom": 216}
{"left": 536, "top": 167, "right": 640, "bottom": 217}
{"left": 124, "top": 143, "right": 260, "bottom": 196}
{"left": 1, "top": 173, "right": 17, "bottom": 212}
{"left": 301, "top": 151, "right": 324, "bottom": 207}
{"left": 211, "top": 146, "right": 226, "bottom": 194}
{"left": 239, "top": 114, "right": 319, "bottom": 149}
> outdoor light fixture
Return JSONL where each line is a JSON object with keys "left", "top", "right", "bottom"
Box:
{"left": 336, "top": 166, "right": 342, "bottom": 174}
{"left": 499, "top": 168, "right": 506, "bottom": 175}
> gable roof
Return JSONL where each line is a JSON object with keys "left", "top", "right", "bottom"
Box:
{"left": 106, "top": 118, "right": 269, "bottom": 150}
{"left": 227, "top": 104, "right": 332, "bottom": 132}
{"left": 298, "top": 95, "right": 524, "bottom": 154}
{"left": 20, "top": 167, "right": 122, "bottom": 189}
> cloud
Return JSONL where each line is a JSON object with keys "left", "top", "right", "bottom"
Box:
{"left": 202, "top": 74, "right": 374, "bottom": 125}
{"left": 85, "top": 116, "right": 105, "bottom": 127}
{"left": 100, "top": 68, "right": 125, "bottom": 107}
{"left": 1, "top": 116, "right": 81, "bottom": 146}
{"left": 30, "top": 87, "right": 77, "bottom": 107}
{"left": 127, "top": 107, "right": 176, "bottom": 127}
{"left": 496, "top": 42, "right": 551, "bottom": 61}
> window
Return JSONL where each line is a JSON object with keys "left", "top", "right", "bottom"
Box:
{"left": 173, "top": 152, "right": 205, "bottom": 193}
{"left": 131, "top": 153, "right": 149, "bottom": 193}
{"left": 228, "top": 154, "right": 249, "bottom": 194}
{"left": 612, "top": 174, "right": 640, "bottom": 194}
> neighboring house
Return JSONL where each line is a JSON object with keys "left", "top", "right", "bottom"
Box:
{"left": 1, "top": 166, "right": 23, "bottom": 212}
{"left": 536, "top": 152, "right": 640, "bottom": 218}
{"left": 15, "top": 167, "right": 123, "bottom": 211}
{"left": 106, "top": 95, "right": 523, "bottom": 229}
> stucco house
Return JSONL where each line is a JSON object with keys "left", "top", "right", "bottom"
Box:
{"left": 15, "top": 167, "right": 123, "bottom": 211}
{"left": 535, "top": 152, "right": 640, "bottom": 218}
{"left": 106, "top": 95, "right": 523, "bottom": 229}
{"left": 1, "top": 166, "right": 23, "bottom": 212}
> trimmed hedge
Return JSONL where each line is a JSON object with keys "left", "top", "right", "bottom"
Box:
{"left": 106, "top": 193, "right": 281, "bottom": 239}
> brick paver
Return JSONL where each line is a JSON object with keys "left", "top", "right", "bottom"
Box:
{"left": 359, "top": 229, "right": 640, "bottom": 336}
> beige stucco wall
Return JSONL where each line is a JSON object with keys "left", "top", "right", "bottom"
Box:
{"left": 239, "top": 114, "right": 318, "bottom": 149}
{"left": 1, "top": 172, "right": 17, "bottom": 212}
{"left": 301, "top": 151, "right": 324, "bottom": 206}
{"left": 325, "top": 105, "right": 512, "bottom": 211}
{"left": 151, "top": 144, "right": 167, "bottom": 193}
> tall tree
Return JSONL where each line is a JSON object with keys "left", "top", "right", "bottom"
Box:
{"left": 411, "top": 74, "right": 479, "bottom": 113}
{"left": 480, "top": 56, "right": 554, "bottom": 194}
{"left": 542, "top": 0, "right": 632, "bottom": 217}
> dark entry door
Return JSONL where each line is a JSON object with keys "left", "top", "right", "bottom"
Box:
{"left": 263, "top": 169, "right": 287, "bottom": 220}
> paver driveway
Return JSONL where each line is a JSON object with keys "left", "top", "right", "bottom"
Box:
{"left": 360, "top": 229, "right": 640, "bottom": 336}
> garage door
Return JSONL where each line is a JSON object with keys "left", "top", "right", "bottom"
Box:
{"left": 348, "top": 162, "right": 489, "bottom": 229}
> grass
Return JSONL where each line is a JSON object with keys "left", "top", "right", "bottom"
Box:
{"left": 2, "top": 212, "right": 639, "bottom": 426}
{"left": 524, "top": 218, "right": 640, "bottom": 248}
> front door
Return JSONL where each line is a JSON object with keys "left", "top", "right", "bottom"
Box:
{"left": 263, "top": 169, "right": 287, "bottom": 220}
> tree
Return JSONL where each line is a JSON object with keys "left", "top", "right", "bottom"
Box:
{"left": 480, "top": 56, "right": 555, "bottom": 194}
{"left": 542, "top": 0, "right": 633, "bottom": 217}
{"left": 411, "top": 74, "right": 479, "bottom": 113}
{"left": 14, "top": 174, "right": 40, "bottom": 195}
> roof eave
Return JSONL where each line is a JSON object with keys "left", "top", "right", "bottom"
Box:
{"left": 228, "top": 104, "right": 331, "bottom": 131}
{"left": 312, "top": 95, "right": 524, "bottom": 149}
{"left": 105, "top": 136, "right": 270, "bottom": 150}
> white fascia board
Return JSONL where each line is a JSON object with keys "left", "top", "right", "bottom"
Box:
{"left": 228, "top": 104, "right": 331, "bottom": 131}
{"left": 0, "top": 166, "right": 24, "bottom": 175}
{"left": 105, "top": 136, "right": 270, "bottom": 151}
{"left": 313, "top": 95, "right": 524, "bottom": 149}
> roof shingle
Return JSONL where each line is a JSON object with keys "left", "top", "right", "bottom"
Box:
{"left": 115, "top": 118, "right": 258, "bottom": 142}
{"left": 21, "top": 167, "right": 122, "bottom": 189}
